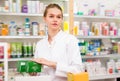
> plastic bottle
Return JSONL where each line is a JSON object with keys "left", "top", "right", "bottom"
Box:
{"left": 98, "top": 2, "right": 105, "bottom": 16}
{"left": 116, "top": 59, "right": 120, "bottom": 73}
{"left": 32, "top": 22, "right": 38, "bottom": 36}
{"left": 115, "top": 3, "right": 120, "bottom": 16}
{"left": 1, "top": 24, "right": 9, "bottom": 36}
{"left": 11, "top": 42, "right": 17, "bottom": 58}
{"left": 63, "top": 21, "right": 69, "bottom": 33}
{"left": 111, "top": 40, "right": 118, "bottom": 53}
{"left": 22, "top": 42, "right": 28, "bottom": 57}
{"left": 0, "top": 46, "right": 4, "bottom": 58}
{"left": 0, "top": 20, "right": 3, "bottom": 36}
{"left": 27, "top": 42, "right": 33, "bottom": 57}
{"left": 24, "top": 18, "right": 30, "bottom": 36}
{"left": 79, "top": 39, "right": 86, "bottom": 56}
{"left": 9, "top": 21, "right": 17, "bottom": 36}
{"left": 73, "top": 21, "right": 79, "bottom": 35}
{"left": 16, "top": 42, "right": 22, "bottom": 58}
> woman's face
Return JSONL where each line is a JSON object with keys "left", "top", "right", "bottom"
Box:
{"left": 44, "top": 7, "right": 63, "bottom": 31}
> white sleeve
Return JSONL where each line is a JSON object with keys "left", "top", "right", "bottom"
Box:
{"left": 55, "top": 37, "right": 83, "bottom": 77}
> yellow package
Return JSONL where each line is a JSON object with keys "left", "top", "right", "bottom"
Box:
{"left": 67, "top": 72, "right": 89, "bottom": 81}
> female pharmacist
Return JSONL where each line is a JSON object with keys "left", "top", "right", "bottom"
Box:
{"left": 32, "top": 3, "right": 83, "bottom": 81}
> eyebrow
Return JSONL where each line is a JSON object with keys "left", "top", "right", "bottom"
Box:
{"left": 48, "top": 13, "right": 62, "bottom": 16}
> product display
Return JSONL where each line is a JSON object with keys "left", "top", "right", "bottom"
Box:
{"left": 17, "top": 61, "right": 42, "bottom": 73}
{"left": 0, "top": 0, "right": 120, "bottom": 81}
{"left": 74, "top": 0, "right": 120, "bottom": 81}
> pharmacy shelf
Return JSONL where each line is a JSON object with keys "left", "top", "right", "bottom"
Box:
{"left": 14, "top": 76, "right": 52, "bottom": 81}
{"left": 0, "top": 13, "right": 69, "bottom": 17}
{"left": 53, "top": 0, "right": 68, "bottom": 1}
{"left": 0, "top": 59, "right": 4, "bottom": 62}
{"left": 74, "top": 15, "right": 120, "bottom": 19}
{"left": 14, "top": 74, "right": 120, "bottom": 81}
{"left": 0, "top": 36, "right": 46, "bottom": 39}
{"left": 8, "top": 58, "right": 32, "bottom": 61}
{"left": 43, "top": 0, "right": 68, "bottom": 1}
{"left": 89, "top": 74, "right": 120, "bottom": 80}
{"left": 82, "top": 54, "right": 120, "bottom": 59}
{"left": 76, "top": 36, "right": 120, "bottom": 39}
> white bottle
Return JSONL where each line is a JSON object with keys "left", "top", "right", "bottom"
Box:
{"left": 32, "top": 22, "right": 38, "bottom": 36}
{"left": 115, "top": 3, "right": 120, "bottom": 16}
{"left": 9, "top": 21, "right": 17, "bottom": 36}
{"left": 98, "top": 2, "right": 105, "bottom": 16}
{"left": 116, "top": 59, "right": 120, "bottom": 73}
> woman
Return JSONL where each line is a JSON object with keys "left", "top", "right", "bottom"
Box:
{"left": 32, "top": 3, "right": 83, "bottom": 81}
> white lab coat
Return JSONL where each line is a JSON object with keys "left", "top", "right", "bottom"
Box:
{"left": 34, "top": 30, "right": 83, "bottom": 81}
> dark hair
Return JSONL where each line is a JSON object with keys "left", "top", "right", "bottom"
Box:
{"left": 43, "top": 3, "right": 63, "bottom": 17}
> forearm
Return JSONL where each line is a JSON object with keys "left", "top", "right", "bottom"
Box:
{"left": 49, "top": 61, "right": 57, "bottom": 69}
{"left": 32, "top": 58, "right": 57, "bottom": 68}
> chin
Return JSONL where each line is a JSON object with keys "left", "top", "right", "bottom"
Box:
{"left": 52, "top": 27, "right": 58, "bottom": 29}
{"left": 52, "top": 28, "right": 59, "bottom": 31}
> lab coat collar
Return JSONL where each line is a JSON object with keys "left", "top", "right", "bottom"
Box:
{"left": 46, "top": 30, "right": 64, "bottom": 42}
{"left": 53, "top": 30, "right": 63, "bottom": 41}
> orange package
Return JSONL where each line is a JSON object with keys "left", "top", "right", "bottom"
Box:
{"left": 67, "top": 72, "right": 89, "bottom": 81}
{"left": 1, "top": 24, "right": 9, "bottom": 36}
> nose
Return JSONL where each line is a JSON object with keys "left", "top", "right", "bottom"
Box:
{"left": 53, "top": 17, "right": 57, "bottom": 22}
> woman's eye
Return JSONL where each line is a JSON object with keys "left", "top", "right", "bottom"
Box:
{"left": 57, "top": 16, "right": 61, "bottom": 18}
{"left": 49, "top": 16, "right": 53, "bottom": 18}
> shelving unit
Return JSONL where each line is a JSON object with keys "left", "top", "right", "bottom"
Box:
{"left": 76, "top": 36, "right": 120, "bottom": 39}
{"left": 76, "top": 19, "right": 120, "bottom": 81}
{"left": 0, "top": 43, "right": 8, "bottom": 81}
{"left": 8, "top": 58, "right": 32, "bottom": 61}
{"left": 74, "top": 15, "right": 120, "bottom": 19}
{"left": 82, "top": 54, "right": 120, "bottom": 59}
{"left": 89, "top": 74, "right": 120, "bottom": 81}
{"left": 0, "top": 36, "right": 46, "bottom": 39}
{"left": 0, "top": 13, "right": 69, "bottom": 17}
{"left": 75, "top": 21, "right": 120, "bottom": 81}
{"left": 0, "top": 59, "right": 4, "bottom": 62}
{"left": 74, "top": 0, "right": 120, "bottom": 81}
{"left": 14, "top": 76, "right": 52, "bottom": 81}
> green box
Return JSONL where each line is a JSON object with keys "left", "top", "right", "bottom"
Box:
{"left": 17, "top": 61, "right": 42, "bottom": 73}
{"left": 26, "top": 61, "right": 42, "bottom": 73}
{"left": 17, "top": 61, "right": 27, "bottom": 72}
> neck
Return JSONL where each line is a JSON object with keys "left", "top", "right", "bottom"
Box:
{"left": 48, "top": 29, "right": 60, "bottom": 43}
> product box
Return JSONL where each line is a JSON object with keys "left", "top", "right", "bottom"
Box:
{"left": 67, "top": 72, "right": 89, "bottom": 81}
{"left": 17, "top": 61, "right": 27, "bottom": 72}
{"left": 26, "top": 61, "right": 42, "bottom": 73}
{"left": 17, "top": 61, "right": 42, "bottom": 73}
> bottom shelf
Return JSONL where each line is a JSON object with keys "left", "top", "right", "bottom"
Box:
{"left": 13, "top": 74, "right": 120, "bottom": 81}
{"left": 90, "top": 74, "right": 120, "bottom": 80}
{"left": 14, "top": 76, "right": 52, "bottom": 81}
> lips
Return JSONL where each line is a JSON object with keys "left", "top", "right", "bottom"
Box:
{"left": 52, "top": 23, "right": 58, "bottom": 26}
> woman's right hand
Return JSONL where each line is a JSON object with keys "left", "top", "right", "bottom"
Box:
{"left": 32, "top": 58, "right": 57, "bottom": 69}
{"left": 29, "top": 72, "right": 37, "bottom": 76}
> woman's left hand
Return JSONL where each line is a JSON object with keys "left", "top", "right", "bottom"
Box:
{"left": 32, "top": 58, "right": 57, "bottom": 68}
